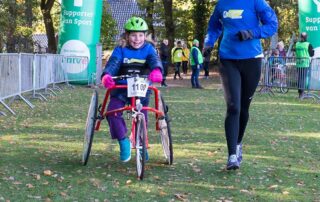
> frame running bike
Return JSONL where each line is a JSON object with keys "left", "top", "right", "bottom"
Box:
{"left": 82, "top": 75, "right": 173, "bottom": 180}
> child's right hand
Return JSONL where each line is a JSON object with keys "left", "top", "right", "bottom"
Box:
{"left": 102, "top": 74, "right": 115, "bottom": 88}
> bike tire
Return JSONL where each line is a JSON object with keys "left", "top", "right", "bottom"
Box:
{"left": 135, "top": 114, "right": 147, "bottom": 180}
{"left": 280, "top": 83, "right": 289, "bottom": 94}
{"left": 158, "top": 93, "right": 173, "bottom": 165}
{"left": 82, "top": 90, "right": 98, "bottom": 166}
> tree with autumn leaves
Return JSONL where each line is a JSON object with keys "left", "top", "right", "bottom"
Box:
{"left": 0, "top": 0, "right": 299, "bottom": 54}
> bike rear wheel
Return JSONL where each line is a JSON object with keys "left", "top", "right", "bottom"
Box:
{"left": 280, "top": 83, "right": 289, "bottom": 94}
{"left": 135, "top": 114, "right": 147, "bottom": 180}
{"left": 82, "top": 90, "right": 98, "bottom": 166}
{"left": 158, "top": 93, "right": 173, "bottom": 165}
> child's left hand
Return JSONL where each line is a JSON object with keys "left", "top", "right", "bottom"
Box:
{"left": 148, "top": 68, "right": 163, "bottom": 83}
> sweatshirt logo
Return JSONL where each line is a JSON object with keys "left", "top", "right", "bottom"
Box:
{"left": 123, "top": 58, "right": 146, "bottom": 64}
{"left": 223, "top": 10, "right": 244, "bottom": 19}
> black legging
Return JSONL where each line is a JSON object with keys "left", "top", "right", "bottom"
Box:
{"left": 220, "top": 58, "right": 261, "bottom": 156}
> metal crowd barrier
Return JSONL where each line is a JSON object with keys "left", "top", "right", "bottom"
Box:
{"left": 0, "top": 53, "right": 88, "bottom": 116}
{"left": 258, "top": 56, "right": 320, "bottom": 101}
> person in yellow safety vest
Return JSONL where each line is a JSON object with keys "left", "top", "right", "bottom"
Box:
{"left": 295, "top": 32, "right": 314, "bottom": 99}
{"left": 182, "top": 43, "right": 190, "bottom": 75}
{"left": 189, "top": 39, "right": 204, "bottom": 89}
{"left": 171, "top": 41, "right": 183, "bottom": 79}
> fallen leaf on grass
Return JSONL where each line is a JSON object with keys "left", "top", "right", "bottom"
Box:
{"left": 26, "top": 184, "right": 34, "bottom": 189}
{"left": 192, "top": 168, "right": 201, "bottom": 173}
{"left": 27, "top": 195, "right": 41, "bottom": 200}
{"left": 13, "top": 181, "right": 22, "bottom": 185}
{"left": 268, "top": 184, "right": 278, "bottom": 189}
{"left": 174, "top": 193, "right": 188, "bottom": 201}
{"left": 60, "top": 192, "right": 67, "bottom": 197}
{"left": 44, "top": 198, "right": 52, "bottom": 202}
{"left": 159, "top": 191, "right": 167, "bottom": 196}
{"left": 57, "top": 176, "right": 64, "bottom": 182}
{"left": 153, "top": 175, "right": 160, "bottom": 180}
{"left": 126, "top": 180, "right": 132, "bottom": 185}
{"left": 240, "top": 189, "right": 250, "bottom": 194}
{"left": 282, "top": 191, "right": 289, "bottom": 195}
{"left": 43, "top": 170, "right": 53, "bottom": 176}
{"left": 33, "top": 174, "right": 41, "bottom": 180}
{"left": 112, "top": 179, "right": 120, "bottom": 188}
{"left": 89, "top": 178, "right": 101, "bottom": 188}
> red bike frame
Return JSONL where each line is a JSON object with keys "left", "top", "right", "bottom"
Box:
{"left": 94, "top": 85, "right": 164, "bottom": 148}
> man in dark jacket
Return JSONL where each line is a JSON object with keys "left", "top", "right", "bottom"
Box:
{"left": 160, "top": 39, "right": 170, "bottom": 87}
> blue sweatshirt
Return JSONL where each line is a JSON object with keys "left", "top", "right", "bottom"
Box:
{"left": 102, "top": 42, "right": 163, "bottom": 81}
{"left": 204, "top": 0, "right": 278, "bottom": 59}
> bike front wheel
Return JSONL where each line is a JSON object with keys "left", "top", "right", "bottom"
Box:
{"left": 135, "top": 114, "right": 147, "bottom": 180}
{"left": 280, "top": 82, "right": 289, "bottom": 94}
{"left": 82, "top": 90, "right": 98, "bottom": 166}
{"left": 158, "top": 93, "right": 173, "bottom": 165}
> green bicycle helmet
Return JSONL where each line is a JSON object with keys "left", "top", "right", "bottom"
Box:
{"left": 124, "top": 17, "right": 148, "bottom": 32}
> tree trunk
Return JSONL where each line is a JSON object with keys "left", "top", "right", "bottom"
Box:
{"left": 41, "top": 0, "right": 56, "bottom": 53}
{"left": 25, "top": 0, "right": 33, "bottom": 27}
{"left": 6, "top": 1, "right": 17, "bottom": 53}
{"left": 161, "top": 0, "right": 175, "bottom": 58}
{"left": 0, "top": 36, "right": 3, "bottom": 53}
{"left": 192, "top": 0, "right": 208, "bottom": 51}
{"left": 25, "top": 0, "right": 34, "bottom": 52}
{"left": 146, "top": 0, "right": 155, "bottom": 39}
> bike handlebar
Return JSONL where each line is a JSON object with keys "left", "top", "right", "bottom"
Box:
{"left": 111, "top": 74, "right": 149, "bottom": 80}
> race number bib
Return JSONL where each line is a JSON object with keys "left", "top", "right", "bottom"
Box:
{"left": 127, "top": 77, "right": 149, "bottom": 97}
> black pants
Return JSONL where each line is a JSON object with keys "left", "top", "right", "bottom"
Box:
{"left": 296, "top": 67, "right": 309, "bottom": 96}
{"left": 161, "top": 60, "right": 169, "bottom": 84}
{"left": 182, "top": 61, "right": 188, "bottom": 74}
{"left": 203, "top": 61, "right": 209, "bottom": 77}
{"left": 220, "top": 58, "right": 261, "bottom": 156}
{"left": 174, "top": 62, "right": 182, "bottom": 79}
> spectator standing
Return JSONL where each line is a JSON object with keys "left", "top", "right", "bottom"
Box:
{"left": 182, "top": 43, "right": 190, "bottom": 75}
{"left": 269, "top": 49, "right": 285, "bottom": 84}
{"left": 276, "top": 41, "right": 286, "bottom": 57}
{"left": 171, "top": 41, "right": 183, "bottom": 80}
{"left": 160, "top": 39, "right": 170, "bottom": 87}
{"left": 295, "top": 32, "right": 314, "bottom": 99}
{"left": 190, "top": 39, "right": 204, "bottom": 89}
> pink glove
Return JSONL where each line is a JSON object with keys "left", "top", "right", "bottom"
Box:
{"left": 148, "top": 68, "right": 163, "bottom": 83}
{"left": 101, "top": 74, "right": 115, "bottom": 88}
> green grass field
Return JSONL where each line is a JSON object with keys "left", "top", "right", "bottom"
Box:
{"left": 1, "top": 78, "right": 320, "bottom": 201}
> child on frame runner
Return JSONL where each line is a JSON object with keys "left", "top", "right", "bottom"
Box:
{"left": 101, "top": 17, "right": 163, "bottom": 162}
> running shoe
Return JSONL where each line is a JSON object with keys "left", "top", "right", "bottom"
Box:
{"left": 236, "top": 143, "right": 243, "bottom": 164}
{"left": 118, "top": 138, "right": 131, "bottom": 162}
{"left": 226, "top": 154, "right": 240, "bottom": 170}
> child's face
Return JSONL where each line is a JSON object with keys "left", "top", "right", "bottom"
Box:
{"left": 128, "top": 32, "right": 146, "bottom": 49}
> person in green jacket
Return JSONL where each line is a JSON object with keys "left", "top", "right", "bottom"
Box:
{"left": 295, "top": 32, "right": 314, "bottom": 98}
{"left": 171, "top": 41, "right": 183, "bottom": 80}
{"left": 190, "top": 39, "right": 204, "bottom": 89}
